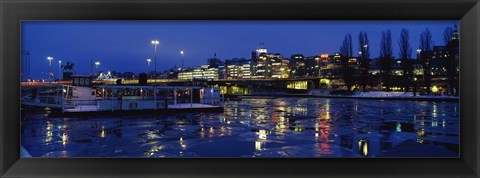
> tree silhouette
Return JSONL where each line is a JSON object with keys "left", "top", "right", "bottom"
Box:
{"left": 358, "top": 31, "right": 370, "bottom": 91}
{"left": 420, "top": 28, "right": 433, "bottom": 94}
{"left": 379, "top": 30, "right": 393, "bottom": 91}
{"left": 398, "top": 28, "right": 413, "bottom": 92}
{"left": 340, "top": 34, "right": 355, "bottom": 91}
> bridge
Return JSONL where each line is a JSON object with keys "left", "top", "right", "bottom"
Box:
{"left": 21, "top": 76, "right": 342, "bottom": 95}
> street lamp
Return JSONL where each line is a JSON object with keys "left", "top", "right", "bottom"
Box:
{"left": 413, "top": 77, "right": 418, "bottom": 96}
{"left": 151, "top": 40, "right": 160, "bottom": 82}
{"left": 95, "top": 61, "right": 100, "bottom": 75}
{"left": 58, "top": 60, "right": 62, "bottom": 81}
{"left": 361, "top": 45, "right": 368, "bottom": 59}
{"left": 180, "top": 50, "right": 184, "bottom": 74}
{"left": 147, "top": 58, "right": 151, "bottom": 78}
{"left": 417, "top": 49, "right": 422, "bottom": 59}
{"left": 47, "top": 56, "right": 53, "bottom": 82}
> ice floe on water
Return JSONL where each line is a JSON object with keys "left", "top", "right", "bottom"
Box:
{"left": 21, "top": 97, "right": 459, "bottom": 157}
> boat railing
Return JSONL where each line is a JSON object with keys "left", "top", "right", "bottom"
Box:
{"left": 21, "top": 85, "right": 67, "bottom": 108}
{"left": 62, "top": 96, "right": 225, "bottom": 112}
{"left": 22, "top": 85, "right": 225, "bottom": 113}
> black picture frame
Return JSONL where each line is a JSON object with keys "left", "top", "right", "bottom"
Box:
{"left": 1, "top": 0, "right": 479, "bottom": 177}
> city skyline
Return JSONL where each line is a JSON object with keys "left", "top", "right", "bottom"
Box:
{"left": 22, "top": 21, "right": 458, "bottom": 79}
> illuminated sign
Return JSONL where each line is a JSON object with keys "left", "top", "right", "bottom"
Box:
{"left": 256, "top": 48, "right": 267, "bottom": 54}
{"left": 334, "top": 53, "right": 341, "bottom": 58}
{"left": 320, "top": 54, "right": 329, "bottom": 59}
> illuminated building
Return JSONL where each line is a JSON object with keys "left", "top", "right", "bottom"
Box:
{"left": 252, "top": 45, "right": 289, "bottom": 79}
{"left": 224, "top": 58, "right": 252, "bottom": 79}
{"left": 319, "top": 53, "right": 343, "bottom": 77}
{"left": 226, "top": 65, "right": 239, "bottom": 79}
{"left": 178, "top": 65, "right": 218, "bottom": 80}
{"left": 177, "top": 70, "right": 193, "bottom": 80}
{"left": 253, "top": 50, "right": 268, "bottom": 78}
{"left": 255, "top": 47, "right": 267, "bottom": 55}
{"left": 290, "top": 54, "right": 306, "bottom": 78}
{"left": 218, "top": 65, "right": 226, "bottom": 79}
{"left": 269, "top": 53, "right": 290, "bottom": 78}
{"left": 240, "top": 64, "right": 252, "bottom": 78}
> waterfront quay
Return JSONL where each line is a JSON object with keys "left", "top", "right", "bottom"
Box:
{"left": 99, "top": 77, "right": 459, "bottom": 101}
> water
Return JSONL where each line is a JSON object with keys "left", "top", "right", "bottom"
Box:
{"left": 21, "top": 98, "right": 459, "bottom": 158}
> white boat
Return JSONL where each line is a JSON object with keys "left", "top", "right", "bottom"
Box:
{"left": 22, "top": 83, "right": 224, "bottom": 116}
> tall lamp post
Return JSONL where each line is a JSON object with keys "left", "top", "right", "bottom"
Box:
{"left": 151, "top": 40, "right": 159, "bottom": 82}
{"left": 180, "top": 50, "right": 184, "bottom": 74}
{"left": 417, "top": 49, "right": 425, "bottom": 86}
{"left": 147, "top": 58, "right": 151, "bottom": 78}
{"left": 413, "top": 77, "right": 418, "bottom": 96}
{"left": 95, "top": 61, "right": 100, "bottom": 76}
{"left": 58, "top": 60, "right": 62, "bottom": 81}
{"left": 416, "top": 49, "right": 422, "bottom": 59}
{"left": 47, "top": 56, "right": 53, "bottom": 83}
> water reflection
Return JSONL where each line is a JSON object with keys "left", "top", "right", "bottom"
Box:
{"left": 358, "top": 139, "right": 368, "bottom": 157}
{"left": 62, "top": 132, "right": 68, "bottom": 145}
{"left": 21, "top": 98, "right": 459, "bottom": 158}
{"left": 100, "top": 126, "right": 106, "bottom": 138}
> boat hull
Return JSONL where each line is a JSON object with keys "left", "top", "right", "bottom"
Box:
{"left": 48, "top": 107, "right": 224, "bottom": 117}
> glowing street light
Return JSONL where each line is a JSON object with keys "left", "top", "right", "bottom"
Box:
{"left": 147, "top": 58, "right": 151, "bottom": 78}
{"left": 47, "top": 56, "right": 53, "bottom": 82}
{"left": 151, "top": 40, "right": 160, "bottom": 82}
{"left": 95, "top": 61, "right": 100, "bottom": 75}
{"left": 361, "top": 45, "right": 368, "bottom": 59}
{"left": 47, "top": 56, "right": 53, "bottom": 67}
{"left": 58, "top": 60, "right": 62, "bottom": 81}
{"left": 180, "top": 50, "right": 184, "bottom": 74}
{"left": 413, "top": 77, "right": 418, "bottom": 96}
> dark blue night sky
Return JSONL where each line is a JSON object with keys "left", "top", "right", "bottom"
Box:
{"left": 22, "top": 21, "right": 458, "bottom": 79}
